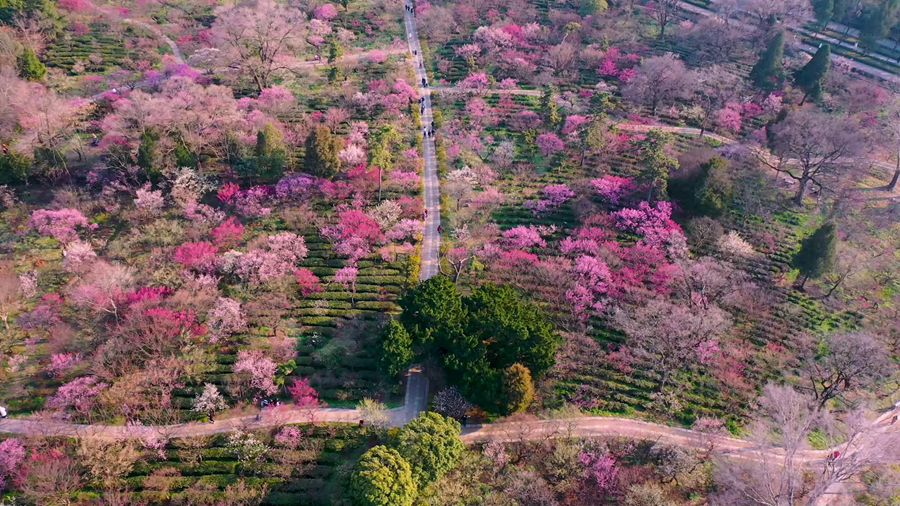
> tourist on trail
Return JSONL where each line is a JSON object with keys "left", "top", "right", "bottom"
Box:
{"left": 1, "top": 405, "right": 8, "bottom": 418}
{"left": 437, "top": 225, "right": 442, "bottom": 233}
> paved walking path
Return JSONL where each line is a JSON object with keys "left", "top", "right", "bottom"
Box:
{"left": 123, "top": 19, "right": 184, "bottom": 65}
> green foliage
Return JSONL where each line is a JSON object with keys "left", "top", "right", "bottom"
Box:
{"left": 398, "top": 276, "right": 466, "bottom": 346}
{"left": 794, "top": 222, "right": 838, "bottom": 285}
{"left": 749, "top": 31, "right": 785, "bottom": 90}
{"left": 578, "top": 0, "right": 608, "bottom": 16}
{"left": 390, "top": 412, "right": 463, "bottom": 488}
{"left": 16, "top": 47, "right": 46, "bottom": 81}
{"left": 399, "top": 278, "right": 558, "bottom": 413}
{"left": 540, "top": 85, "right": 562, "bottom": 129}
{"left": 327, "top": 38, "right": 344, "bottom": 64}
{"left": 794, "top": 44, "right": 830, "bottom": 103}
{"left": 304, "top": 125, "right": 342, "bottom": 178}
{"left": 502, "top": 363, "right": 534, "bottom": 414}
{"left": 671, "top": 157, "right": 732, "bottom": 217}
{"left": 254, "top": 122, "right": 286, "bottom": 180}
{"left": 378, "top": 319, "right": 414, "bottom": 376}
{"left": 812, "top": 0, "right": 834, "bottom": 25}
{"left": 635, "top": 129, "right": 678, "bottom": 200}
{"left": 136, "top": 129, "right": 160, "bottom": 177}
{"left": 174, "top": 138, "right": 196, "bottom": 168}
{"left": 0, "top": 149, "right": 32, "bottom": 184}
{"left": 349, "top": 446, "right": 417, "bottom": 506}
{"left": 859, "top": 0, "right": 900, "bottom": 54}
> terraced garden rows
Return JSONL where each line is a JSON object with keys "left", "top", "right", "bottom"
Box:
{"left": 44, "top": 25, "right": 164, "bottom": 73}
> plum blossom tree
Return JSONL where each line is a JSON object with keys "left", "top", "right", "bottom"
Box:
{"left": 210, "top": 217, "right": 244, "bottom": 248}
{"left": 173, "top": 241, "right": 219, "bottom": 271}
{"left": 233, "top": 350, "right": 279, "bottom": 398}
{"left": 536, "top": 132, "right": 565, "bottom": 156}
{"left": 523, "top": 184, "right": 575, "bottom": 216}
{"left": 591, "top": 175, "right": 634, "bottom": 205}
{"left": 566, "top": 255, "right": 611, "bottom": 321}
{"left": 69, "top": 261, "right": 135, "bottom": 322}
{"left": 623, "top": 53, "right": 696, "bottom": 115}
{"left": 0, "top": 438, "right": 25, "bottom": 491}
{"left": 295, "top": 268, "right": 323, "bottom": 296}
{"left": 211, "top": 0, "right": 308, "bottom": 92}
{"left": 321, "top": 210, "right": 385, "bottom": 262}
{"left": 334, "top": 264, "right": 359, "bottom": 306}
{"left": 501, "top": 225, "right": 550, "bottom": 249}
{"left": 28, "top": 208, "right": 92, "bottom": 243}
{"left": 62, "top": 240, "right": 97, "bottom": 274}
{"left": 615, "top": 299, "right": 731, "bottom": 391}
{"left": 206, "top": 297, "right": 247, "bottom": 343}
{"left": 192, "top": 383, "right": 227, "bottom": 417}
{"left": 47, "top": 376, "right": 108, "bottom": 421}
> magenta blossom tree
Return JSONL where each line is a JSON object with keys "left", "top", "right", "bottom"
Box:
{"left": 536, "top": 132, "right": 565, "bottom": 156}
{"left": 295, "top": 268, "right": 323, "bottom": 296}
{"left": 590, "top": 175, "right": 634, "bottom": 205}
{"left": 174, "top": 241, "right": 219, "bottom": 271}
{"left": 0, "top": 438, "right": 25, "bottom": 491}
{"left": 523, "top": 184, "right": 575, "bottom": 216}
{"left": 28, "top": 209, "right": 93, "bottom": 243}
{"left": 47, "top": 376, "right": 108, "bottom": 420}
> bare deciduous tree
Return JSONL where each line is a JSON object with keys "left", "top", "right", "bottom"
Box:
{"left": 798, "top": 331, "right": 896, "bottom": 409}
{"left": 713, "top": 384, "right": 900, "bottom": 506}
{"left": 763, "top": 110, "right": 868, "bottom": 206}
{"left": 622, "top": 53, "right": 696, "bottom": 115}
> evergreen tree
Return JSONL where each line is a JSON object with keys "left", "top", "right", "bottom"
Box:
{"left": 327, "top": 37, "right": 344, "bottom": 64}
{"left": 794, "top": 44, "right": 830, "bottom": 103}
{"left": 378, "top": 319, "right": 414, "bottom": 376}
{"left": 16, "top": 47, "right": 46, "bottom": 81}
{"left": 349, "top": 446, "right": 416, "bottom": 506}
{"left": 398, "top": 275, "right": 466, "bottom": 346}
{"left": 578, "top": 0, "right": 608, "bottom": 16}
{"left": 749, "top": 31, "right": 785, "bottom": 90}
{"left": 255, "top": 122, "right": 286, "bottom": 180}
{"left": 136, "top": 129, "right": 159, "bottom": 176}
{"left": 692, "top": 157, "right": 733, "bottom": 217}
{"left": 859, "top": 0, "right": 900, "bottom": 54}
{"left": 0, "top": 149, "right": 32, "bottom": 184}
{"left": 303, "top": 125, "right": 341, "bottom": 178}
{"left": 540, "top": 85, "right": 562, "bottom": 129}
{"left": 793, "top": 222, "right": 838, "bottom": 290}
{"left": 502, "top": 363, "right": 534, "bottom": 414}
{"left": 390, "top": 413, "right": 463, "bottom": 489}
{"left": 174, "top": 138, "right": 196, "bottom": 168}
{"left": 635, "top": 129, "right": 678, "bottom": 200}
{"left": 812, "top": 0, "right": 834, "bottom": 31}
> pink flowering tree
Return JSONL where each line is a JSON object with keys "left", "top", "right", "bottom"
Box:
{"left": 0, "top": 438, "right": 25, "bottom": 491}
{"left": 579, "top": 450, "right": 619, "bottom": 498}
{"left": 321, "top": 210, "right": 384, "bottom": 262}
{"left": 206, "top": 297, "right": 247, "bottom": 343}
{"left": 536, "top": 132, "right": 565, "bottom": 157}
{"left": 456, "top": 72, "right": 490, "bottom": 90}
{"left": 47, "top": 353, "right": 81, "bottom": 377}
{"left": 173, "top": 241, "right": 219, "bottom": 272}
{"left": 289, "top": 377, "right": 324, "bottom": 422}
{"left": 611, "top": 201, "right": 684, "bottom": 252}
{"left": 210, "top": 217, "right": 245, "bottom": 247}
{"left": 62, "top": 240, "right": 98, "bottom": 274}
{"left": 500, "top": 225, "right": 553, "bottom": 249}
{"left": 590, "top": 175, "right": 634, "bottom": 205}
{"left": 233, "top": 350, "right": 279, "bottom": 399}
{"left": 28, "top": 209, "right": 92, "bottom": 243}
{"left": 333, "top": 264, "right": 359, "bottom": 306}
{"left": 47, "top": 376, "right": 108, "bottom": 421}
{"left": 313, "top": 3, "right": 337, "bottom": 20}
{"left": 523, "top": 184, "right": 575, "bottom": 216}
{"left": 295, "top": 267, "right": 323, "bottom": 296}
{"left": 566, "top": 255, "right": 611, "bottom": 321}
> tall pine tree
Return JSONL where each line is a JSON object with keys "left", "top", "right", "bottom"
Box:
{"left": 16, "top": 47, "right": 46, "bottom": 81}
{"left": 859, "top": 0, "right": 900, "bottom": 54}
{"left": 794, "top": 44, "right": 830, "bottom": 104}
{"left": 793, "top": 222, "right": 838, "bottom": 290}
{"left": 812, "top": 0, "right": 833, "bottom": 33}
{"left": 749, "top": 31, "right": 785, "bottom": 91}
{"left": 303, "top": 125, "right": 341, "bottom": 178}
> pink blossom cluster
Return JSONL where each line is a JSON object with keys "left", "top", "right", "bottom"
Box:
{"left": 596, "top": 47, "right": 641, "bottom": 82}
{"left": 233, "top": 350, "right": 278, "bottom": 396}
{"left": 566, "top": 255, "right": 611, "bottom": 319}
{"left": 0, "top": 438, "right": 25, "bottom": 491}
{"left": 590, "top": 175, "right": 634, "bottom": 205}
{"left": 173, "top": 241, "right": 219, "bottom": 271}
{"left": 28, "top": 208, "right": 93, "bottom": 243}
{"left": 535, "top": 132, "right": 565, "bottom": 156}
{"left": 386, "top": 219, "right": 424, "bottom": 242}
{"left": 288, "top": 377, "right": 320, "bottom": 407}
{"left": 321, "top": 210, "right": 384, "bottom": 262}
{"left": 501, "top": 225, "right": 549, "bottom": 249}
{"left": 48, "top": 353, "right": 81, "bottom": 377}
{"left": 611, "top": 201, "right": 683, "bottom": 250}
{"left": 523, "top": 184, "right": 575, "bottom": 216}
{"left": 47, "top": 376, "right": 108, "bottom": 415}
{"left": 295, "top": 267, "right": 323, "bottom": 296}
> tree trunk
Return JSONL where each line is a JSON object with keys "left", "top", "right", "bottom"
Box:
{"left": 887, "top": 155, "right": 900, "bottom": 190}
{"left": 797, "top": 274, "right": 809, "bottom": 291}
{"left": 793, "top": 178, "right": 809, "bottom": 206}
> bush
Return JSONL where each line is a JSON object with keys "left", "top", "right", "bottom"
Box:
{"left": 0, "top": 150, "right": 32, "bottom": 184}
{"left": 349, "top": 446, "right": 417, "bottom": 506}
